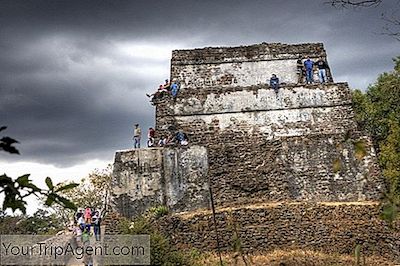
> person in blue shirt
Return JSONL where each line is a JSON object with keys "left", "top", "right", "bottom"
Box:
{"left": 269, "top": 74, "right": 280, "bottom": 94}
{"left": 303, "top": 57, "right": 315, "bottom": 84}
{"left": 170, "top": 79, "right": 180, "bottom": 99}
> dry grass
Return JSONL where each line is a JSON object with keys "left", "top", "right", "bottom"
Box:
{"left": 176, "top": 201, "right": 380, "bottom": 220}
{"left": 197, "top": 249, "right": 396, "bottom": 266}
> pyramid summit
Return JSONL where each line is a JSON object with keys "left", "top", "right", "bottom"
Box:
{"left": 111, "top": 42, "right": 397, "bottom": 260}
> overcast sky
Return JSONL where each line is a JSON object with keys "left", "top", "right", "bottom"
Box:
{"left": 0, "top": 0, "right": 399, "bottom": 198}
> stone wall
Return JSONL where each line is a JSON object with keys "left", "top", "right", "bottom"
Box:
{"left": 155, "top": 83, "right": 384, "bottom": 206}
{"left": 171, "top": 43, "right": 331, "bottom": 89}
{"left": 171, "top": 43, "right": 326, "bottom": 65}
{"left": 113, "top": 148, "right": 165, "bottom": 218}
{"left": 156, "top": 83, "right": 354, "bottom": 137}
{"left": 171, "top": 83, "right": 351, "bottom": 115}
{"left": 163, "top": 146, "right": 209, "bottom": 210}
{"left": 156, "top": 202, "right": 400, "bottom": 263}
{"left": 112, "top": 146, "right": 209, "bottom": 218}
{"left": 110, "top": 42, "right": 390, "bottom": 261}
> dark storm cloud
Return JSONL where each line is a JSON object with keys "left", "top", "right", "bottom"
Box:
{"left": 0, "top": 0, "right": 398, "bottom": 166}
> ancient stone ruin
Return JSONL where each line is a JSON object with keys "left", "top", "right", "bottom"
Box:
{"left": 112, "top": 43, "right": 399, "bottom": 260}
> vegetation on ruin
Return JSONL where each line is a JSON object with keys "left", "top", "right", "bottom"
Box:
{"left": 148, "top": 205, "right": 169, "bottom": 218}
{"left": 118, "top": 206, "right": 203, "bottom": 266}
{"left": 352, "top": 57, "right": 400, "bottom": 225}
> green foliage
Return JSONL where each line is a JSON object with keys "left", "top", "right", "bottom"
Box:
{"left": 352, "top": 57, "right": 400, "bottom": 225}
{"left": 380, "top": 195, "right": 399, "bottom": 228}
{"left": 354, "top": 140, "right": 367, "bottom": 160}
{"left": 148, "top": 205, "right": 169, "bottom": 218}
{"left": 0, "top": 126, "right": 78, "bottom": 214}
{"left": 119, "top": 215, "right": 201, "bottom": 266}
{"left": 226, "top": 211, "right": 249, "bottom": 266}
{"left": 355, "top": 244, "right": 361, "bottom": 266}
{"left": 354, "top": 243, "right": 366, "bottom": 266}
{"left": 352, "top": 57, "right": 400, "bottom": 147}
{"left": 0, "top": 209, "right": 64, "bottom": 235}
{"left": 0, "top": 126, "right": 19, "bottom": 154}
{"left": 57, "top": 165, "right": 112, "bottom": 217}
{"left": 379, "top": 120, "right": 400, "bottom": 188}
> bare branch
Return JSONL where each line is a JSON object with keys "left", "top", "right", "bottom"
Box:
{"left": 326, "top": 0, "right": 400, "bottom": 41}
{"left": 326, "top": 0, "right": 383, "bottom": 8}
{"left": 381, "top": 10, "right": 400, "bottom": 41}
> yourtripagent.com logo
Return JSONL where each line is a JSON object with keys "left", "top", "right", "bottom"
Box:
{"left": 0, "top": 235, "right": 150, "bottom": 265}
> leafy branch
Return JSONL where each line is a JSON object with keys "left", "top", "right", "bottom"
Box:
{"left": 0, "top": 126, "right": 19, "bottom": 154}
{"left": 0, "top": 126, "right": 78, "bottom": 214}
{"left": 352, "top": 57, "right": 400, "bottom": 226}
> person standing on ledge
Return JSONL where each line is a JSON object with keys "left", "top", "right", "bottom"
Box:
{"left": 147, "top": 127, "right": 155, "bottom": 147}
{"left": 269, "top": 74, "right": 280, "bottom": 94}
{"left": 315, "top": 57, "right": 330, "bottom": 83}
{"left": 170, "top": 79, "right": 180, "bottom": 99}
{"left": 133, "top": 123, "right": 141, "bottom": 148}
{"left": 304, "top": 57, "right": 314, "bottom": 84}
{"left": 296, "top": 58, "right": 305, "bottom": 83}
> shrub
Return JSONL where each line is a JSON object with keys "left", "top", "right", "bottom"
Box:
{"left": 118, "top": 214, "right": 201, "bottom": 265}
{"left": 148, "top": 205, "right": 169, "bottom": 219}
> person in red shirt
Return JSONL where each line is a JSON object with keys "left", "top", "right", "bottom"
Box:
{"left": 147, "top": 127, "right": 155, "bottom": 147}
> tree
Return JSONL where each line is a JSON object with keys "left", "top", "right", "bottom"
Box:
{"left": 56, "top": 165, "right": 113, "bottom": 218}
{"left": 352, "top": 57, "right": 400, "bottom": 225}
{"left": 0, "top": 209, "right": 63, "bottom": 235}
{"left": 352, "top": 57, "right": 400, "bottom": 148}
{"left": 0, "top": 126, "right": 78, "bottom": 214}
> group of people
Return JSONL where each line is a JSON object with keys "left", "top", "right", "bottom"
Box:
{"left": 146, "top": 78, "right": 180, "bottom": 103}
{"left": 158, "top": 130, "right": 189, "bottom": 146}
{"left": 300, "top": 56, "right": 330, "bottom": 84}
{"left": 133, "top": 124, "right": 189, "bottom": 148}
{"left": 71, "top": 207, "right": 102, "bottom": 245}
{"left": 136, "top": 57, "right": 330, "bottom": 146}
{"left": 268, "top": 56, "right": 330, "bottom": 94}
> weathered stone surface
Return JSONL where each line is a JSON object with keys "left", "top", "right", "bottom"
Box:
{"left": 171, "top": 43, "right": 331, "bottom": 89}
{"left": 163, "top": 146, "right": 209, "bottom": 212}
{"left": 113, "top": 148, "right": 165, "bottom": 218}
{"left": 155, "top": 83, "right": 384, "bottom": 205}
{"left": 171, "top": 43, "right": 326, "bottom": 65}
{"left": 156, "top": 202, "right": 400, "bottom": 263}
{"left": 171, "top": 83, "right": 351, "bottom": 116}
{"left": 112, "top": 146, "right": 209, "bottom": 218}
{"left": 115, "top": 42, "right": 384, "bottom": 212}
{"left": 111, "top": 42, "right": 389, "bottom": 259}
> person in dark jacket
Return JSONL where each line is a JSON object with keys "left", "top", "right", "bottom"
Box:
{"left": 296, "top": 59, "right": 305, "bottom": 83}
{"left": 315, "top": 57, "right": 330, "bottom": 83}
{"left": 92, "top": 211, "right": 101, "bottom": 241}
{"left": 269, "top": 74, "right": 280, "bottom": 94}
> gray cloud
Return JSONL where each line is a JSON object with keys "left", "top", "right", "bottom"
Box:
{"left": 0, "top": 0, "right": 398, "bottom": 166}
